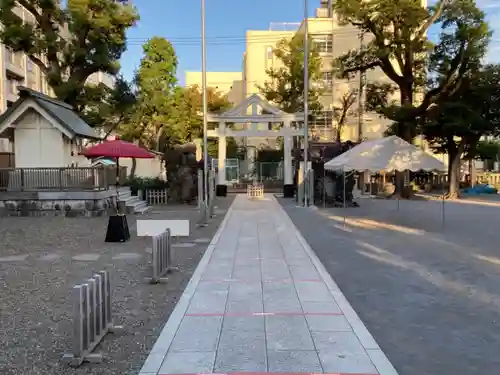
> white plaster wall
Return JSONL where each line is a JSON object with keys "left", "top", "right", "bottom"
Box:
{"left": 14, "top": 110, "right": 65, "bottom": 168}
{"left": 63, "top": 138, "right": 91, "bottom": 167}
{"left": 120, "top": 157, "right": 165, "bottom": 179}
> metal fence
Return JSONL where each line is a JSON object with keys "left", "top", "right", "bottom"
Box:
{"left": 247, "top": 182, "right": 264, "bottom": 199}
{"left": 257, "top": 162, "right": 283, "bottom": 182}
{"left": 208, "top": 169, "right": 216, "bottom": 217}
{"left": 297, "top": 169, "right": 314, "bottom": 206}
{"left": 0, "top": 167, "right": 127, "bottom": 191}
{"left": 62, "top": 270, "right": 122, "bottom": 367}
{"left": 146, "top": 229, "right": 177, "bottom": 283}
{"left": 197, "top": 169, "right": 217, "bottom": 226}
{"left": 146, "top": 189, "right": 168, "bottom": 205}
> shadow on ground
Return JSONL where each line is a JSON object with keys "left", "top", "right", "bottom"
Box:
{"left": 280, "top": 197, "right": 500, "bottom": 375}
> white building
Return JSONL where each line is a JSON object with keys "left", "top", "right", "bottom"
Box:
{"left": 0, "top": 87, "right": 99, "bottom": 169}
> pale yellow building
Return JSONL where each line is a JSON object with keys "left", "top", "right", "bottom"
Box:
{"left": 185, "top": 71, "right": 244, "bottom": 104}
{"left": 184, "top": 0, "right": 397, "bottom": 142}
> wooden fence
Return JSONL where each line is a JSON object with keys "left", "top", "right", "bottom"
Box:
{"left": 247, "top": 182, "right": 264, "bottom": 199}
{"left": 478, "top": 172, "right": 500, "bottom": 187}
{"left": 0, "top": 167, "right": 127, "bottom": 191}
{"left": 146, "top": 189, "right": 168, "bottom": 205}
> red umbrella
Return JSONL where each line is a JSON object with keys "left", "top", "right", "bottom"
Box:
{"left": 80, "top": 137, "right": 155, "bottom": 186}
{"left": 80, "top": 138, "right": 155, "bottom": 159}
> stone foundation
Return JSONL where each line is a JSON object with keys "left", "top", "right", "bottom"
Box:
{"left": 0, "top": 198, "right": 112, "bottom": 217}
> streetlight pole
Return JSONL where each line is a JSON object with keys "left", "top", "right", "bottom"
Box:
{"left": 303, "top": 0, "right": 309, "bottom": 207}
{"left": 201, "top": 0, "right": 209, "bottom": 220}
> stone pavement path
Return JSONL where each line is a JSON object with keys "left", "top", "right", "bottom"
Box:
{"left": 139, "top": 194, "right": 397, "bottom": 375}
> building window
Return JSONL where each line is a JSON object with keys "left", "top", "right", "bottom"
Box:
{"left": 321, "top": 71, "right": 333, "bottom": 87}
{"left": 27, "top": 59, "right": 34, "bottom": 72}
{"left": 312, "top": 34, "right": 333, "bottom": 53}
{"left": 7, "top": 80, "right": 14, "bottom": 94}
{"left": 266, "top": 46, "right": 273, "bottom": 60}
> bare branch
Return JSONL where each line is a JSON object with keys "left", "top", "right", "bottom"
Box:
{"left": 414, "top": 0, "right": 449, "bottom": 41}
{"left": 341, "top": 60, "right": 380, "bottom": 77}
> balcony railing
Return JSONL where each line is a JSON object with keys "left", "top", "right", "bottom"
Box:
{"left": 0, "top": 167, "right": 127, "bottom": 192}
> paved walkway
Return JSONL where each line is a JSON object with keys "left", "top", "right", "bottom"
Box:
{"left": 139, "top": 194, "right": 397, "bottom": 375}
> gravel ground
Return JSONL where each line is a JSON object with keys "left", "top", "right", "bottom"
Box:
{"left": 280, "top": 197, "right": 500, "bottom": 375}
{"left": 0, "top": 196, "right": 234, "bottom": 375}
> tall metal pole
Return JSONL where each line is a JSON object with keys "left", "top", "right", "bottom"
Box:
{"left": 201, "top": 0, "right": 209, "bottom": 218}
{"left": 329, "top": 0, "right": 335, "bottom": 140}
{"left": 357, "top": 32, "right": 365, "bottom": 142}
{"left": 303, "top": 0, "right": 310, "bottom": 207}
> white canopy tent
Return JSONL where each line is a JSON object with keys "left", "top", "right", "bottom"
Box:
{"left": 324, "top": 135, "right": 446, "bottom": 172}
{"left": 323, "top": 135, "right": 447, "bottom": 227}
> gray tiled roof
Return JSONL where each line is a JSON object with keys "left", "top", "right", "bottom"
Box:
{"left": 0, "top": 87, "right": 101, "bottom": 140}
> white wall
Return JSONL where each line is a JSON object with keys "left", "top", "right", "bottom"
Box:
{"left": 63, "top": 137, "right": 91, "bottom": 167}
{"left": 14, "top": 110, "right": 65, "bottom": 168}
{"left": 120, "top": 157, "right": 165, "bottom": 179}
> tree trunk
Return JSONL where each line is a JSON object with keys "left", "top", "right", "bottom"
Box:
{"left": 129, "top": 158, "right": 137, "bottom": 179}
{"left": 394, "top": 88, "right": 414, "bottom": 199}
{"left": 469, "top": 158, "right": 477, "bottom": 187}
{"left": 336, "top": 127, "right": 342, "bottom": 143}
{"left": 447, "top": 141, "right": 464, "bottom": 199}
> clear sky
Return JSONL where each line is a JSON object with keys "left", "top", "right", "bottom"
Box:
{"left": 119, "top": 0, "right": 500, "bottom": 85}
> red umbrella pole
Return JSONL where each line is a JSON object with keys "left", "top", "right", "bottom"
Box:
{"left": 116, "top": 158, "right": 120, "bottom": 186}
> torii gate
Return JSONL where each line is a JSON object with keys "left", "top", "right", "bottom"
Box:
{"left": 207, "top": 94, "right": 305, "bottom": 196}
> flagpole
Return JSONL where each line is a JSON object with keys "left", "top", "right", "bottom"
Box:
{"left": 201, "top": 0, "right": 209, "bottom": 220}
{"left": 303, "top": 0, "right": 310, "bottom": 207}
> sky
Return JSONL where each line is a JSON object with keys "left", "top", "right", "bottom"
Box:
{"left": 119, "top": 0, "right": 500, "bottom": 85}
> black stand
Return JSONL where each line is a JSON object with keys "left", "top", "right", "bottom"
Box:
{"left": 105, "top": 161, "right": 130, "bottom": 243}
{"left": 284, "top": 184, "right": 295, "bottom": 198}
{"left": 216, "top": 185, "right": 227, "bottom": 197}
{"left": 105, "top": 214, "right": 130, "bottom": 242}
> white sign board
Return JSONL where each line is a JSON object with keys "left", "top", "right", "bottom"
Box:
{"left": 136, "top": 220, "right": 190, "bottom": 237}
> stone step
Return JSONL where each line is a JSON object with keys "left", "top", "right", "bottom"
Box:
{"left": 120, "top": 195, "right": 139, "bottom": 205}
{"left": 116, "top": 190, "right": 150, "bottom": 214}
{"left": 126, "top": 197, "right": 149, "bottom": 214}
{"left": 135, "top": 205, "right": 151, "bottom": 214}
{"left": 132, "top": 199, "right": 147, "bottom": 209}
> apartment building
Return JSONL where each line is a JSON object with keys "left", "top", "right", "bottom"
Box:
{"left": 0, "top": 3, "right": 115, "bottom": 156}
{"left": 185, "top": 0, "right": 396, "bottom": 142}
{"left": 185, "top": 71, "right": 244, "bottom": 104}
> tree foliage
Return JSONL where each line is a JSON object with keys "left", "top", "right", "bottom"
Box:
{"left": 258, "top": 36, "right": 323, "bottom": 113}
{"left": 0, "top": 0, "right": 138, "bottom": 108}
{"left": 421, "top": 64, "right": 500, "bottom": 197}
{"left": 127, "top": 36, "right": 179, "bottom": 150}
{"left": 473, "top": 140, "right": 500, "bottom": 161}
{"left": 332, "top": 0, "right": 490, "bottom": 141}
{"left": 118, "top": 35, "right": 233, "bottom": 154}
{"left": 82, "top": 75, "right": 137, "bottom": 133}
{"left": 169, "top": 84, "right": 233, "bottom": 146}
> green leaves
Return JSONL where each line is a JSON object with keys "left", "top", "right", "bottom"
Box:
{"left": 422, "top": 64, "right": 500, "bottom": 156}
{"left": 258, "top": 36, "right": 323, "bottom": 113}
{"left": 81, "top": 75, "right": 137, "bottom": 131}
{"left": 0, "top": 0, "right": 138, "bottom": 107}
{"left": 121, "top": 36, "right": 232, "bottom": 152}
{"left": 333, "top": 0, "right": 491, "bottom": 141}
